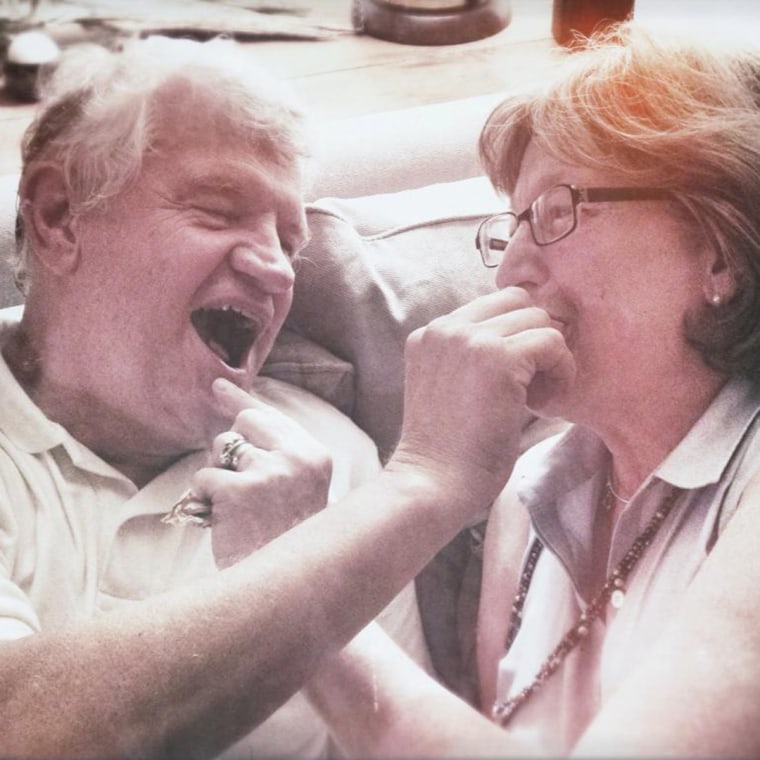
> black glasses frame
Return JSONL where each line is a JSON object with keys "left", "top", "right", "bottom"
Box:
{"left": 475, "top": 184, "right": 673, "bottom": 268}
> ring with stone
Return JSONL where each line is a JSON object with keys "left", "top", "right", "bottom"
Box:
{"left": 162, "top": 488, "right": 212, "bottom": 528}
{"left": 217, "top": 432, "right": 252, "bottom": 471}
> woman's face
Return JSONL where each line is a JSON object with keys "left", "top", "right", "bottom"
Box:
{"left": 495, "top": 140, "right": 719, "bottom": 427}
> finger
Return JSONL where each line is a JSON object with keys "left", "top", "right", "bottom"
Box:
{"left": 232, "top": 405, "right": 323, "bottom": 454}
{"left": 190, "top": 467, "right": 251, "bottom": 506}
{"left": 506, "top": 326, "right": 576, "bottom": 397}
{"left": 439, "top": 286, "right": 533, "bottom": 324}
{"left": 212, "top": 377, "right": 269, "bottom": 419}
{"left": 406, "top": 306, "right": 553, "bottom": 375}
{"left": 474, "top": 305, "right": 552, "bottom": 337}
{"left": 212, "top": 378, "right": 317, "bottom": 452}
{"left": 211, "top": 431, "right": 260, "bottom": 471}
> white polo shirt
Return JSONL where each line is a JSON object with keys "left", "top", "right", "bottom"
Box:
{"left": 0, "top": 318, "right": 430, "bottom": 758}
{"left": 494, "top": 377, "right": 760, "bottom": 756}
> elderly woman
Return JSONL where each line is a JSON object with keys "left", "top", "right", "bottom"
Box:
{"left": 304, "top": 22, "right": 760, "bottom": 758}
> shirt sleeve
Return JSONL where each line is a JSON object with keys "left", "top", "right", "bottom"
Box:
{"left": 0, "top": 454, "right": 41, "bottom": 639}
{"left": 0, "top": 577, "right": 40, "bottom": 639}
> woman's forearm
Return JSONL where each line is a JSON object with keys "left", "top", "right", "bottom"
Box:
{"left": 306, "top": 623, "right": 537, "bottom": 760}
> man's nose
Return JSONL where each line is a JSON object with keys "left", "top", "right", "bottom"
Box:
{"left": 229, "top": 242, "right": 295, "bottom": 294}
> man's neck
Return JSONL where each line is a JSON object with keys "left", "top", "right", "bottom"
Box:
{"left": 2, "top": 322, "right": 186, "bottom": 488}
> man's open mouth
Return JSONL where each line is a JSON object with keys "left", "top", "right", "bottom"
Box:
{"left": 190, "top": 306, "right": 259, "bottom": 369}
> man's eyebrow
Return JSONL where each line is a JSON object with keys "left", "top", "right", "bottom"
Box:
{"left": 175, "top": 176, "right": 249, "bottom": 199}
{"left": 177, "top": 167, "right": 297, "bottom": 205}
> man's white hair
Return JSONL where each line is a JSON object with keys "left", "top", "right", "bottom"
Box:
{"left": 15, "top": 35, "right": 311, "bottom": 292}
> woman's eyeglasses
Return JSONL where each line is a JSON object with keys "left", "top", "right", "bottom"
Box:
{"left": 475, "top": 184, "right": 672, "bottom": 268}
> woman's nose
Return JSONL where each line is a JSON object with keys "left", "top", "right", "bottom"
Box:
{"left": 494, "top": 226, "right": 545, "bottom": 291}
{"left": 229, "top": 243, "right": 295, "bottom": 294}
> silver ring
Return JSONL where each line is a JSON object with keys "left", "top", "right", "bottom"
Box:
{"left": 162, "top": 489, "right": 212, "bottom": 528}
{"left": 218, "top": 432, "right": 251, "bottom": 471}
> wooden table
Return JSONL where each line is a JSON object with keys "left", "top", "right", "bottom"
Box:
{"left": 2, "top": 0, "right": 758, "bottom": 176}
{"left": 0, "top": 0, "right": 560, "bottom": 175}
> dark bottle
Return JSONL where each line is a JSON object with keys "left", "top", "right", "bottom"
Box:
{"left": 351, "top": 0, "right": 512, "bottom": 46}
{"left": 552, "top": 0, "right": 635, "bottom": 48}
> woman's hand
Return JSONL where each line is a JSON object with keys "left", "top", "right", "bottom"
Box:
{"left": 391, "top": 286, "right": 575, "bottom": 518}
{"left": 191, "top": 378, "right": 333, "bottom": 569}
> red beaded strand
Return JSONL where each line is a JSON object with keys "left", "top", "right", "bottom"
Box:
{"left": 492, "top": 485, "right": 681, "bottom": 726}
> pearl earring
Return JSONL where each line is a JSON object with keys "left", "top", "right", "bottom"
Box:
{"left": 710, "top": 293, "right": 722, "bottom": 306}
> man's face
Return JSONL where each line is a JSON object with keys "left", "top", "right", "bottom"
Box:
{"left": 63, "top": 97, "right": 308, "bottom": 459}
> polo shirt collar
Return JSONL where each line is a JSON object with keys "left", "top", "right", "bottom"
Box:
{"left": 517, "top": 424, "right": 607, "bottom": 596}
{"left": 0, "top": 318, "right": 71, "bottom": 455}
{"left": 517, "top": 376, "right": 760, "bottom": 597}
{"left": 0, "top": 314, "right": 133, "bottom": 483}
{"left": 520, "top": 376, "right": 760, "bottom": 512}
{"left": 655, "top": 376, "right": 760, "bottom": 489}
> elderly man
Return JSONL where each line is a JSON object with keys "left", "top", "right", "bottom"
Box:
{"left": 0, "top": 35, "right": 431, "bottom": 759}
{"left": 0, "top": 34, "right": 547, "bottom": 759}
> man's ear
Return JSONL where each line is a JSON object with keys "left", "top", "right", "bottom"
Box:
{"left": 20, "top": 162, "right": 80, "bottom": 275}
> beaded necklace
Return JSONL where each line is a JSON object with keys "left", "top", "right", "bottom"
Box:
{"left": 491, "top": 483, "right": 681, "bottom": 726}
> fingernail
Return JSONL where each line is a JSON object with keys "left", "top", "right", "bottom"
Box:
{"left": 212, "top": 377, "right": 236, "bottom": 394}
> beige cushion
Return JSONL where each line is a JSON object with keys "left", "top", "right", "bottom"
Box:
{"left": 278, "top": 175, "right": 503, "bottom": 459}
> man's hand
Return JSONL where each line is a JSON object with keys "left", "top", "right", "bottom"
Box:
{"left": 391, "top": 287, "right": 575, "bottom": 519}
{"left": 191, "top": 378, "right": 333, "bottom": 568}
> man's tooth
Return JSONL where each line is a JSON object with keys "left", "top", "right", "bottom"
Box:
{"left": 207, "top": 304, "right": 254, "bottom": 321}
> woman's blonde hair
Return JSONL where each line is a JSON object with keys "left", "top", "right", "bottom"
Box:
{"left": 479, "top": 22, "right": 760, "bottom": 378}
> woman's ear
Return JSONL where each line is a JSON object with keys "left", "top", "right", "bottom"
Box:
{"left": 19, "top": 162, "right": 80, "bottom": 275}
{"left": 701, "top": 238, "right": 737, "bottom": 306}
